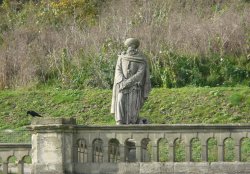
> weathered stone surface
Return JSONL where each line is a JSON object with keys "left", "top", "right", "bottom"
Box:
{"left": 32, "top": 164, "right": 64, "bottom": 174}
{"left": 26, "top": 118, "right": 250, "bottom": 174}
{"left": 139, "top": 162, "right": 163, "bottom": 174}
{"left": 174, "top": 162, "right": 209, "bottom": 174}
{"left": 111, "top": 38, "right": 151, "bottom": 125}
{"left": 117, "top": 163, "right": 140, "bottom": 174}
{"left": 31, "top": 133, "right": 64, "bottom": 174}
{"left": 78, "top": 163, "right": 101, "bottom": 174}
{"left": 72, "top": 162, "right": 250, "bottom": 174}
{"left": 30, "top": 118, "right": 75, "bottom": 174}
{"left": 31, "top": 117, "right": 76, "bottom": 125}
{"left": 160, "top": 163, "right": 175, "bottom": 174}
{"left": 209, "top": 162, "right": 250, "bottom": 174}
{"left": 99, "top": 163, "right": 119, "bottom": 174}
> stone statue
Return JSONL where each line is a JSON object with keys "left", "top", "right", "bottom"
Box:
{"left": 111, "top": 38, "right": 151, "bottom": 125}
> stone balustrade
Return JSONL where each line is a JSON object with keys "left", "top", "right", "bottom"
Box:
{"left": 0, "top": 143, "right": 31, "bottom": 174}
{"left": 75, "top": 124, "right": 250, "bottom": 163}
{"left": 27, "top": 118, "right": 250, "bottom": 174}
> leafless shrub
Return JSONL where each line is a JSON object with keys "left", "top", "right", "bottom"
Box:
{"left": 0, "top": 0, "right": 249, "bottom": 88}
{"left": 97, "top": 0, "right": 249, "bottom": 56}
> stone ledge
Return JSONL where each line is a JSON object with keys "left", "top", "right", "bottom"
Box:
{"left": 0, "top": 143, "right": 31, "bottom": 148}
{"left": 26, "top": 118, "right": 76, "bottom": 132}
{"left": 26, "top": 117, "right": 250, "bottom": 130}
{"left": 76, "top": 124, "right": 250, "bottom": 131}
{"left": 74, "top": 162, "right": 250, "bottom": 174}
{"left": 31, "top": 117, "right": 76, "bottom": 125}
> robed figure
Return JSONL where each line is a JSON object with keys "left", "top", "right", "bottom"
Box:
{"left": 111, "top": 38, "right": 151, "bottom": 125}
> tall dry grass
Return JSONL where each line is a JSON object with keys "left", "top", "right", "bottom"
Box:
{"left": 0, "top": 0, "right": 249, "bottom": 89}
{"left": 98, "top": 0, "right": 249, "bottom": 55}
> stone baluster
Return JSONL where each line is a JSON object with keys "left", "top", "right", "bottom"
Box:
{"left": 87, "top": 145, "right": 93, "bottom": 162}
{"left": 216, "top": 134, "right": 229, "bottom": 162}
{"left": 149, "top": 133, "right": 164, "bottom": 162}
{"left": 235, "top": 137, "right": 242, "bottom": 162}
{"left": 168, "top": 140, "right": 175, "bottom": 162}
{"left": 17, "top": 160, "right": 24, "bottom": 174}
{"left": 201, "top": 142, "right": 208, "bottom": 162}
{"left": 3, "top": 161, "right": 8, "bottom": 174}
{"left": 232, "top": 133, "right": 244, "bottom": 162}
{"left": 185, "top": 143, "right": 191, "bottom": 162}
{"left": 135, "top": 141, "right": 142, "bottom": 162}
{"left": 119, "top": 144, "right": 125, "bottom": 162}
{"left": 151, "top": 140, "right": 158, "bottom": 162}
{"left": 124, "top": 143, "right": 129, "bottom": 162}
{"left": 218, "top": 142, "right": 224, "bottom": 162}
{"left": 184, "top": 134, "right": 193, "bottom": 162}
{"left": 103, "top": 141, "right": 109, "bottom": 162}
{"left": 200, "top": 135, "right": 209, "bottom": 162}
{"left": 234, "top": 142, "right": 241, "bottom": 162}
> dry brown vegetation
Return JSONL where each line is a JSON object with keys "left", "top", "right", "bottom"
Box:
{"left": 0, "top": 0, "right": 249, "bottom": 89}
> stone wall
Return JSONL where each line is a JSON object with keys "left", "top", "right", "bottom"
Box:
{"left": 74, "top": 162, "right": 250, "bottom": 174}
{"left": 0, "top": 143, "right": 31, "bottom": 174}
{"left": 27, "top": 118, "right": 250, "bottom": 174}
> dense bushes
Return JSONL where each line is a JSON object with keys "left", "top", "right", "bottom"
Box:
{"left": 150, "top": 52, "right": 250, "bottom": 88}
{"left": 0, "top": 0, "right": 249, "bottom": 89}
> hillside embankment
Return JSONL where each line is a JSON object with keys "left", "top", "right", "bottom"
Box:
{"left": 0, "top": 0, "right": 249, "bottom": 89}
{"left": 0, "top": 87, "right": 249, "bottom": 129}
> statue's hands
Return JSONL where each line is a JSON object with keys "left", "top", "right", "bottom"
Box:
{"left": 119, "top": 79, "right": 133, "bottom": 92}
{"left": 119, "top": 80, "right": 127, "bottom": 91}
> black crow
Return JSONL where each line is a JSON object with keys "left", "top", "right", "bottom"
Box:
{"left": 138, "top": 118, "right": 149, "bottom": 124}
{"left": 27, "top": 110, "right": 42, "bottom": 117}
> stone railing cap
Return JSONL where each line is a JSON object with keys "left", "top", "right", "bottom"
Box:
{"left": 75, "top": 124, "right": 250, "bottom": 131}
{"left": 31, "top": 117, "right": 76, "bottom": 125}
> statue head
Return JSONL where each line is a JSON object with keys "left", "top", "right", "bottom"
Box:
{"left": 124, "top": 38, "right": 140, "bottom": 49}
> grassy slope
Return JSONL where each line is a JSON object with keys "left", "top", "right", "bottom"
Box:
{"left": 0, "top": 87, "right": 250, "bottom": 129}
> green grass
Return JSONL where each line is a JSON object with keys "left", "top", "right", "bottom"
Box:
{"left": 241, "top": 138, "right": 250, "bottom": 162}
{"left": 208, "top": 138, "right": 218, "bottom": 162}
{"left": 191, "top": 138, "right": 202, "bottom": 162}
{"left": 174, "top": 139, "right": 185, "bottom": 162}
{"left": 0, "top": 86, "right": 250, "bottom": 162}
{"left": 158, "top": 139, "right": 169, "bottom": 162}
{"left": 141, "top": 87, "right": 250, "bottom": 124}
{"left": 0, "top": 87, "right": 250, "bottom": 129}
{"left": 0, "top": 131, "right": 31, "bottom": 143}
{"left": 0, "top": 88, "right": 114, "bottom": 129}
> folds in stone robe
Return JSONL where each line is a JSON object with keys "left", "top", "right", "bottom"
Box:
{"left": 111, "top": 53, "right": 151, "bottom": 124}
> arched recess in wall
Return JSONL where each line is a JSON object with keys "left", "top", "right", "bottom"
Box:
{"left": 240, "top": 137, "right": 250, "bottom": 162}
{"left": 158, "top": 138, "right": 169, "bottom": 162}
{"left": 77, "top": 138, "right": 88, "bottom": 163}
{"left": 174, "top": 138, "right": 185, "bottom": 162}
{"left": 108, "top": 138, "right": 120, "bottom": 163}
{"left": 22, "top": 155, "right": 32, "bottom": 164}
{"left": 92, "top": 138, "right": 103, "bottom": 163}
{"left": 224, "top": 137, "right": 235, "bottom": 162}
{"left": 141, "top": 138, "right": 152, "bottom": 162}
{"left": 125, "top": 138, "right": 136, "bottom": 162}
{"left": 191, "top": 138, "right": 202, "bottom": 162}
{"left": 22, "top": 155, "right": 32, "bottom": 172}
{"left": 207, "top": 137, "right": 218, "bottom": 162}
{"left": 8, "top": 155, "right": 17, "bottom": 174}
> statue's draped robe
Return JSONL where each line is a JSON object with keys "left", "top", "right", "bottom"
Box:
{"left": 111, "top": 53, "right": 151, "bottom": 124}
